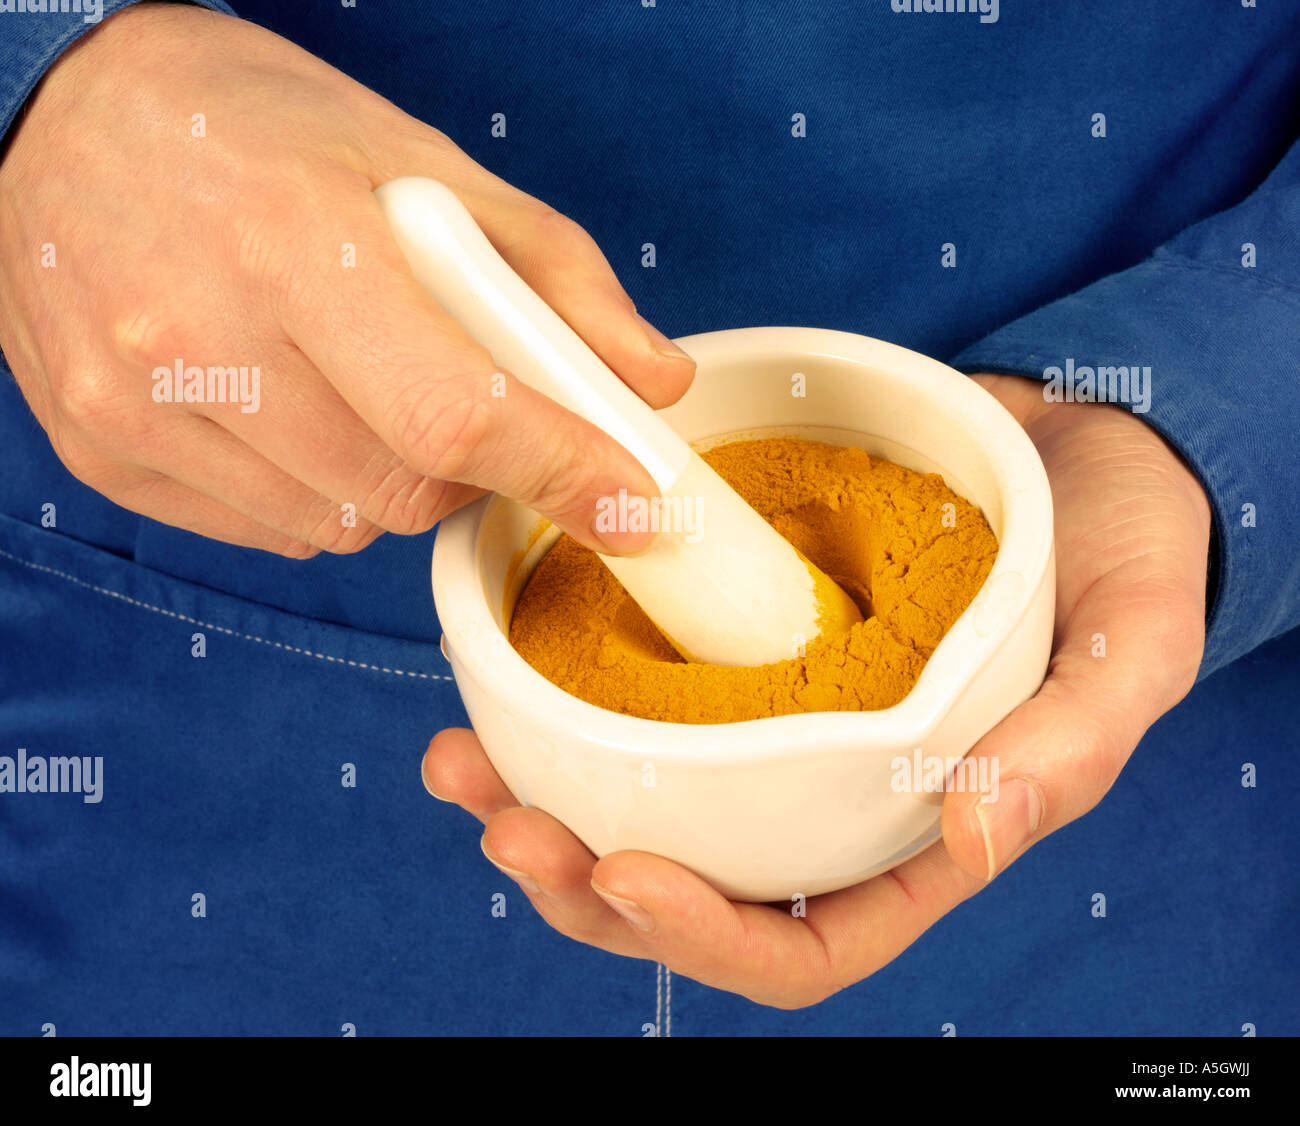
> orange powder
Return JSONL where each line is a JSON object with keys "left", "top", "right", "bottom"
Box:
{"left": 508, "top": 437, "right": 998, "bottom": 723}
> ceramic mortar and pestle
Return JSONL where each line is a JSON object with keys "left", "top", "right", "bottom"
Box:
{"left": 378, "top": 176, "right": 1056, "bottom": 903}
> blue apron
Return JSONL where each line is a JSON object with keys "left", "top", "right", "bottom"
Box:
{"left": 1, "top": 0, "right": 1297, "bottom": 1033}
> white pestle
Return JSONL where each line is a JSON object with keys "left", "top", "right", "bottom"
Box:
{"left": 375, "top": 176, "right": 861, "bottom": 666}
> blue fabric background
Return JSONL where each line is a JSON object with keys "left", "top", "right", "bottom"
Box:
{"left": 0, "top": 0, "right": 1296, "bottom": 1034}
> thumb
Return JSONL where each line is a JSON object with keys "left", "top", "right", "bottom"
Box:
{"left": 412, "top": 358, "right": 664, "bottom": 556}
{"left": 941, "top": 578, "right": 1204, "bottom": 882}
{"left": 281, "top": 194, "right": 662, "bottom": 555}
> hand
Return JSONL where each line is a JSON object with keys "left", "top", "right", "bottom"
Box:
{"left": 422, "top": 372, "right": 1212, "bottom": 1008}
{"left": 0, "top": 3, "right": 690, "bottom": 557}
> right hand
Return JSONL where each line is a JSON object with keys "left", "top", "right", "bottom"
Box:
{"left": 0, "top": 2, "right": 692, "bottom": 557}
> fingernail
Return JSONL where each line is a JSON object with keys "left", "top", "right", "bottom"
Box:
{"left": 592, "top": 882, "right": 656, "bottom": 933}
{"left": 974, "top": 778, "right": 1043, "bottom": 881}
{"left": 590, "top": 523, "right": 656, "bottom": 556}
{"left": 635, "top": 313, "right": 690, "bottom": 361}
{"left": 421, "top": 762, "right": 454, "bottom": 803}
{"left": 480, "top": 836, "right": 541, "bottom": 895}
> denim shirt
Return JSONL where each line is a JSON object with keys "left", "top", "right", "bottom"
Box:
{"left": 1, "top": 0, "right": 1296, "bottom": 1035}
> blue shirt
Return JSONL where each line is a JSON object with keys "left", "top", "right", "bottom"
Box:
{"left": 1, "top": 0, "right": 1296, "bottom": 1035}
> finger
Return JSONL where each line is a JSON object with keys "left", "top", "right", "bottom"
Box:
{"left": 192, "top": 337, "right": 484, "bottom": 535}
{"left": 421, "top": 727, "right": 516, "bottom": 819}
{"left": 277, "top": 190, "right": 661, "bottom": 555}
{"left": 59, "top": 449, "right": 318, "bottom": 557}
{"left": 941, "top": 570, "right": 1207, "bottom": 883}
{"left": 479, "top": 805, "right": 651, "bottom": 961}
{"left": 455, "top": 185, "right": 695, "bottom": 408}
{"left": 966, "top": 372, "right": 1052, "bottom": 427}
{"left": 370, "top": 137, "right": 695, "bottom": 407}
{"left": 423, "top": 732, "right": 652, "bottom": 958}
{"left": 586, "top": 839, "right": 982, "bottom": 1008}
{"left": 431, "top": 734, "right": 984, "bottom": 1004}
{"left": 124, "top": 412, "right": 385, "bottom": 554}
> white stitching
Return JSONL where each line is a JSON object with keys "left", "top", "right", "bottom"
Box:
{"left": 665, "top": 967, "right": 673, "bottom": 1038}
{"left": 0, "top": 545, "right": 455, "bottom": 682}
{"left": 655, "top": 963, "right": 663, "bottom": 1037}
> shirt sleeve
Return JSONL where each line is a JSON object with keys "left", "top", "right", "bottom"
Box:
{"left": 950, "top": 134, "right": 1300, "bottom": 682}
{"left": 0, "top": 0, "right": 237, "bottom": 147}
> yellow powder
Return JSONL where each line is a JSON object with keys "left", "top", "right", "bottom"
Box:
{"left": 508, "top": 437, "right": 998, "bottom": 723}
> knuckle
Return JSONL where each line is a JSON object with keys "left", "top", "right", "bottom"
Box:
{"left": 388, "top": 116, "right": 458, "bottom": 160}
{"left": 52, "top": 364, "right": 120, "bottom": 430}
{"left": 51, "top": 367, "right": 144, "bottom": 450}
{"left": 1072, "top": 709, "right": 1129, "bottom": 794}
{"left": 362, "top": 466, "right": 447, "bottom": 535}
{"left": 531, "top": 208, "right": 611, "bottom": 281}
{"left": 534, "top": 205, "right": 595, "bottom": 256}
{"left": 524, "top": 204, "right": 630, "bottom": 308}
{"left": 404, "top": 121, "right": 458, "bottom": 155}
{"left": 418, "top": 125, "right": 453, "bottom": 149}
{"left": 772, "top": 986, "right": 833, "bottom": 1011}
{"left": 224, "top": 191, "right": 318, "bottom": 304}
{"left": 114, "top": 471, "right": 178, "bottom": 513}
{"left": 747, "top": 962, "right": 839, "bottom": 1011}
{"left": 299, "top": 506, "right": 381, "bottom": 555}
{"left": 279, "top": 540, "right": 322, "bottom": 561}
{"left": 390, "top": 378, "right": 496, "bottom": 483}
{"left": 775, "top": 959, "right": 844, "bottom": 1010}
{"left": 48, "top": 429, "right": 104, "bottom": 488}
{"left": 111, "top": 306, "right": 189, "bottom": 369}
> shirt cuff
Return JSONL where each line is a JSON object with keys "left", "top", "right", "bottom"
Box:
{"left": 950, "top": 250, "right": 1300, "bottom": 681}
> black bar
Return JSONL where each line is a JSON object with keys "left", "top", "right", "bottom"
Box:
{"left": 0, "top": 1035, "right": 1285, "bottom": 1111}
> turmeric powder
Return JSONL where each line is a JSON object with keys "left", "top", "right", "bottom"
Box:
{"left": 508, "top": 437, "right": 998, "bottom": 724}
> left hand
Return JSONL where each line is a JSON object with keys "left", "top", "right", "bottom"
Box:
{"left": 421, "top": 372, "right": 1212, "bottom": 1008}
